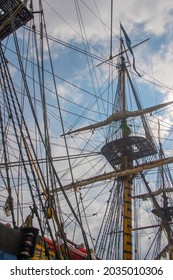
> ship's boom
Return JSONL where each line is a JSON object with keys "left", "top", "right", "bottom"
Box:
{"left": 62, "top": 100, "right": 173, "bottom": 136}
{"left": 52, "top": 156, "right": 173, "bottom": 192}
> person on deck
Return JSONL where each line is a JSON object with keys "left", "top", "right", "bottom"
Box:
{"left": 120, "top": 120, "right": 132, "bottom": 136}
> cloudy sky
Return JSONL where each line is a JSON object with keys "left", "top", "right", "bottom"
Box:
{"left": 42, "top": 0, "right": 173, "bottom": 74}
{"left": 36, "top": 0, "right": 173, "bottom": 251}
{"left": 35, "top": 0, "right": 173, "bottom": 145}
{"left": 40, "top": 0, "right": 173, "bottom": 103}
{"left": 1, "top": 0, "right": 173, "bottom": 258}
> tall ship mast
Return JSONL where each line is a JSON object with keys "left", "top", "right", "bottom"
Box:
{"left": 0, "top": 0, "right": 173, "bottom": 260}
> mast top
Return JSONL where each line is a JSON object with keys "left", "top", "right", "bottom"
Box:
{"left": 0, "top": 0, "right": 33, "bottom": 41}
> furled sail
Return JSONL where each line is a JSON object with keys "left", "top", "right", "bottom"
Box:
{"left": 62, "top": 100, "right": 173, "bottom": 136}
{"left": 52, "top": 156, "right": 173, "bottom": 192}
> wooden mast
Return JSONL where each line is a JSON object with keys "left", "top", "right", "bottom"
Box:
{"left": 120, "top": 51, "right": 133, "bottom": 259}
{"left": 58, "top": 19, "right": 173, "bottom": 259}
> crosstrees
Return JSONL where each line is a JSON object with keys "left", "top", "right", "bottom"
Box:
{"left": 0, "top": 0, "right": 33, "bottom": 41}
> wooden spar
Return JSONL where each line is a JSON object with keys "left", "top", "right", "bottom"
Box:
{"left": 96, "top": 38, "right": 150, "bottom": 67}
{"left": 52, "top": 157, "right": 173, "bottom": 193}
{"left": 133, "top": 187, "right": 173, "bottom": 200}
{"left": 62, "top": 100, "right": 173, "bottom": 136}
{"left": 110, "top": 222, "right": 173, "bottom": 233}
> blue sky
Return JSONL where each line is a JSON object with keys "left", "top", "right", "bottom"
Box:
{"left": 1, "top": 0, "right": 173, "bottom": 257}
{"left": 38, "top": 0, "right": 173, "bottom": 248}
{"left": 8, "top": 2, "right": 172, "bottom": 168}
{"left": 40, "top": 0, "right": 173, "bottom": 110}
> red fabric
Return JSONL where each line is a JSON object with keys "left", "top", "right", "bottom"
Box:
{"left": 78, "top": 247, "right": 86, "bottom": 254}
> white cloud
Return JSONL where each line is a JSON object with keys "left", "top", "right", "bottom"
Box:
{"left": 41, "top": 0, "right": 173, "bottom": 40}
{"left": 1, "top": 0, "right": 173, "bottom": 259}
